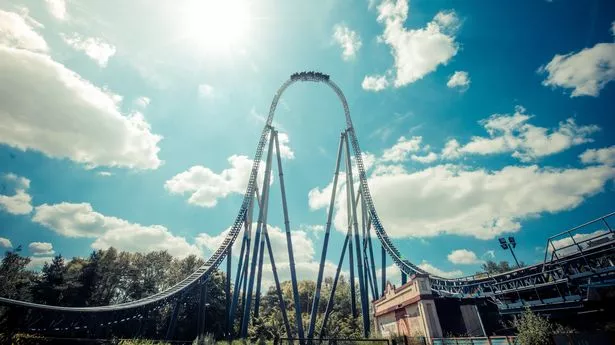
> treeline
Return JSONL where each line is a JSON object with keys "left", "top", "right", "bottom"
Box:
{"left": 0, "top": 247, "right": 364, "bottom": 341}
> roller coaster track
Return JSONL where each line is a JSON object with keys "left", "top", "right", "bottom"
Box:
{"left": 1, "top": 72, "right": 614, "bottom": 316}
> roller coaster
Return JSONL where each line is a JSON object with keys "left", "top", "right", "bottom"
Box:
{"left": 1, "top": 72, "right": 614, "bottom": 341}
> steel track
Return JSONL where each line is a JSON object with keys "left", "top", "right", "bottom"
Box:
{"left": 1, "top": 73, "right": 613, "bottom": 313}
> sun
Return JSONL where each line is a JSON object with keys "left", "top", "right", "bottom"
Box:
{"left": 179, "top": 0, "right": 251, "bottom": 54}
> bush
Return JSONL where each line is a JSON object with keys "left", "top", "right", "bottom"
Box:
{"left": 513, "top": 307, "right": 574, "bottom": 345}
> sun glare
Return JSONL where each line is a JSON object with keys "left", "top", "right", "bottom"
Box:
{"left": 180, "top": 0, "right": 251, "bottom": 53}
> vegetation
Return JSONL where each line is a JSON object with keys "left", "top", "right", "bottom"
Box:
{"left": 513, "top": 307, "right": 574, "bottom": 345}
{"left": 479, "top": 260, "right": 525, "bottom": 275}
{"left": 0, "top": 247, "right": 365, "bottom": 342}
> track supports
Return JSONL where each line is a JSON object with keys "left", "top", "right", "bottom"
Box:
{"left": 225, "top": 247, "right": 231, "bottom": 338}
{"left": 307, "top": 132, "right": 345, "bottom": 338}
{"left": 196, "top": 280, "right": 209, "bottom": 343}
{"left": 165, "top": 298, "right": 181, "bottom": 340}
{"left": 274, "top": 129, "right": 305, "bottom": 342}
{"left": 344, "top": 134, "right": 370, "bottom": 338}
{"left": 240, "top": 129, "right": 275, "bottom": 337}
{"left": 381, "top": 246, "right": 386, "bottom": 296}
{"left": 233, "top": 128, "right": 302, "bottom": 341}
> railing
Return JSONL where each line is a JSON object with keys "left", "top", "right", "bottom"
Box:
{"left": 544, "top": 212, "right": 614, "bottom": 264}
{"left": 431, "top": 337, "right": 516, "bottom": 345}
{"left": 279, "top": 339, "right": 390, "bottom": 345}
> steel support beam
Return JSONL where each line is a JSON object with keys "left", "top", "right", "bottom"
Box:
{"left": 319, "top": 230, "right": 351, "bottom": 337}
{"left": 348, "top": 234, "right": 357, "bottom": 317}
{"left": 381, "top": 246, "right": 386, "bottom": 296}
{"left": 274, "top": 130, "right": 305, "bottom": 342}
{"left": 228, "top": 214, "right": 250, "bottom": 338}
{"left": 401, "top": 271, "right": 408, "bottom": 285}
{"left": 344, "top": 134, "right": 370, "bottom": 337}
{"left": 307, "top": 132, "right": 345, "bottom": 339}
{"left": 240, "top": 130, "right": 275, "bottom": 337}
{"left": 365, "top": 216, "right": 379, "bottom": 298}
{"left": 253, "top": 233, "right": 266, "bottom": 320}
{"left": 165, "top": 298, "right": 181, "bottom": 340}
{"left": 263, "top": 227, "right": 292, "bottom": 337}
{"left": 225, "top": 246, "right": 231, "bottom": 338}
{"left": 197, "top": 280, "right": 208, "bottom": 343}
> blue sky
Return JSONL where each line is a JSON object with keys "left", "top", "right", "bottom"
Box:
{"left": 0, "top": 0, "right": 614, "bottom": 285}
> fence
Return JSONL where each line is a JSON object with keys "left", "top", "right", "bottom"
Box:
{"left": 431, "top": 337, "right": 516, "bottom": 345}
{"left": 279, "top": 338, "right": 390, "bottom": 345}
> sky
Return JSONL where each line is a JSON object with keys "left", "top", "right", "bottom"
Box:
{"left": 0, "top": 0, "right": 614, "bottom": 288}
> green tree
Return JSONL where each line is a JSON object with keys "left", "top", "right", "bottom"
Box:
{"left": 34, "top": 255, "right": 68, "bottom": 305}
{"left": 0, "top": 246, "right": 33, "bottom": 300}
{"left": 513, "top": 307, "right": 573, "bottom": 345}
{"left": 480, "top": 260, "right": 525, "bottom": 275}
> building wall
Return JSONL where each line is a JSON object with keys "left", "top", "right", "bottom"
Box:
{"left": 373, "top": 276, "right": 443, "bottom": 341}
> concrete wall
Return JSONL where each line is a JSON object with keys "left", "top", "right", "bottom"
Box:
{"left": 460, "top": 304, "right": 485, "bottom": 337}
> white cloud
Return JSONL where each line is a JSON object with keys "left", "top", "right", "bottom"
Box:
{"left": 362, "top": 75, "right": 389, "bottom": 91}
{"left": 374, "top": 0, "right": 460, "bottom": 87}
{"left": 446, "top": 106, "right": 599, "bottom": 162}
{"left": 0, "top": 237, "right": 12, "bottom": 248}
{"left": 381, "top": 136, "right": 422, "bottom": 162}
{"left": 447, "top": 249, "right": 481, "bottom": 265}
{"left": 92, "top": 225, "right": 200, "bottom": 258}
{"left": 482, "top": 250, "right": 496, "bottom": 260}
{"left": 549, "top": 230, "right": 609, "bottom": 257}
{"left": 580, "top": 146, "right": 615, "bottom": 166}
{"left": 32, "top": 202, "right": 200, "bottom": 258}
{"left": 198, "top": 84, "right": 215, "bottom": 98}
{"left": 418, "top": 261, "right": 463, "bottom": 278}
{"left": 0, "top": 47, "right": 162, "bottom": 169}
{"left": 4, "top": 173, "right": 30, "bottom": 189}
{"left": 441, "top": 139, "right": 461, "bottom": 159}
{"left": 313, "top": 162, "right": 615, "bottom": 240}
{"left": 28, "top": 242, "right": 55, "bottom": 256}
{"left": 0, "top": 9, "right": 48, "bottom": 52}
{"left": 300, "top": 224, "right": 325, "bottom": 235}
{"left": 447, "top": 71, "right": 470, "bottom": 90}
{"left": 44, "top": 0, "right": 67, "bottom": 20}
{"left": 0, "top": 173, "right": 33, "bottom": 215}
{"left": 165, "top": 155, "right": 265, "bottom": 208}
{"left": 411, "top": 152, "right": 438, "bottom": 163}
{"left": 97, "top": 171, "right": 113, "bottom": 176}
{"left": 277, "top": 132, "right": 295, "bottom": 159}
{"left": 134, "top": 96, "right": 151, "bottom": 109}
{"left": 27, "top": 256, "right": 54, "bottom": 270}
{"left": 377, "top": 264, "right": 402, "bottom": 285}
{"left": 61, "top": 33, "right": 116, "bottom": 67}
{"left": 332, "top": 24, "right": 362, "bottom": 61}
{"left": 539, "top": 26, "right": 615, "bottom": 97}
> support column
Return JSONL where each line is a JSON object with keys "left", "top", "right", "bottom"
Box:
{"left": 228, "top": 213, "right": 251, "bottom": 338}
{"left": 307, "top": 132, "right": 345, "bottom": 339}
{"left": 401, "top": 272, "right": 407, "bottom": 285}
{"left": 264, "top": 227, "right": 292, "bottom": 337}
{"left": 382, "top": 246, "right": 386, "bottom": 296}
{"left": 344, "top": 134, "right": 370, "bottom": 337}
{"left": 348, "top": 237, "right": 357, "bottom": 317}
{"left": 240, "top": 130, "right": 275, "bottom": 337}
{"left": 226, "top": 247, "right": 232, "bottom": 338}
{"left": 253, "top": 234, "right": 266, "bottom": 320}
{"left": 197, "top": 280, "right": 209, "bottom": 343}
{"left": 166, "top": 298, "right": 181, "bottom": 340}
{"left": 320, "top": 231, "right": 352, "bottom": 337}
{"left": 366, "top": 219, "right": 379, "bottom": 298}
{"left": 274, "top": 130, "right": 305, "bottom": 342}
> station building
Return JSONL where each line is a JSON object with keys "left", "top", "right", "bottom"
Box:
{"left": 373, "top": 274, "right": 487, "bottom": 342}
